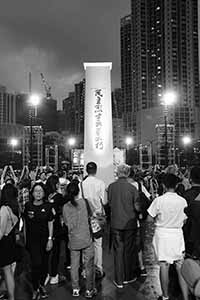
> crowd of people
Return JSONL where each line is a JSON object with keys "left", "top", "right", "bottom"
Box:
{"left": 0, "top": 162, "right": 199, "bottom": 300}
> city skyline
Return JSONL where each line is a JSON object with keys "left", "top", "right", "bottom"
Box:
{"left": 0, "top": 0, "right": 130, "bottom": 108}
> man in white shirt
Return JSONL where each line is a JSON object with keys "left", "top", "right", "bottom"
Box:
{"left": 82, "top": 162, "right": 106, "bottom": 278}
{"left": 148, "top": 174, "right": 188, "bottom": 300}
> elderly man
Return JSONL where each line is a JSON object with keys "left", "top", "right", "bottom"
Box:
{"left": 108, "top": 164, "right": 140, "bottom": 288}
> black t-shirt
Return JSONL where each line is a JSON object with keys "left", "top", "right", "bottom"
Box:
{"left": 184, "top": 200, "right": 200, "bottom": 257}
{"left": 24, "top": 201, "right": 54, "bottom": 241}
{"left": 48, "top": 193, "right": 66, "bottom": 236}
{"left": 183, "top": 186, "right": 200, "bottom": 205}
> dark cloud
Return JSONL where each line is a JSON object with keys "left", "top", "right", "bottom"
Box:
{"left": 0, "top": 0, "right": 130, "bottom": 107}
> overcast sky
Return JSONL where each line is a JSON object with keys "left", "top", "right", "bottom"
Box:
{"left": 0, "top": 0, "right": 130, "bottom": 108}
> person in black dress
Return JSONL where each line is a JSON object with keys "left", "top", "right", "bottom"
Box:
{"left": 46, "top": 175, "right": 69, "bottom": 284}
{"left": 0, "top": 183, "right": 19, "bottom": 300}
{"left": 24, "top": 182, "right": 54, "bottom": 300}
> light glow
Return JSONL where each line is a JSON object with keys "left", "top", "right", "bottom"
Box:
{"left": 125, "top": 136, "right": 133, "bottom": 146}
{"left": 68, "top": 137, "right": 76, "bottom": 147}
{"left": 29, "top": 93, "right": 41, "bottom": 107}
{"left": 182, "top": 136, "right": 192, "bottom": 146}
{"left": 10, "top": 138, "right": 18, "bottom": 147}
{"left": 162, "top": 91, "right": 177, "bottom": 106}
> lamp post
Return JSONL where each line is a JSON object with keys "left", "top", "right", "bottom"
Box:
{"left": 182, "top": 135, "right": 192, "bottom": 167}
{"left": 28, "top": 93, "right": 41, "bottom": 168}
{"left": 9, "top": 138, "right": 19, "bottom": 164}
{"left": 67, "top": 137, "right": 76, "bottom": 169}
{"left": 162, "top": 91, "right": 177, "bottom": 167}
{"left": 125, "top": 136, "right": 133, "bottom": 164}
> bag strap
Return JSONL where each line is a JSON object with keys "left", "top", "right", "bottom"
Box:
{"left": 99, "top": 198, "right": 105, "bottom": 215}
{"left": 80, "top": 183, "right": 93, "bottom": 239}
{"left": 193, "top": 276, "right": 200, "bottom": 290}
{"left": 138, "top": 181, "right": 142, "bottom": 192}
{"left": 195, "top": 193, "right": 200, "bottom": 201}
{"left": 80, "top": 182, "right": 93, "bottom": 217}
{"left": 7, "top": 206, "right": 14, "bottom": 227}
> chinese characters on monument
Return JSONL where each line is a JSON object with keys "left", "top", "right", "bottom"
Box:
{"left": 94, "top": 88, "right": 104, "bottom": 150}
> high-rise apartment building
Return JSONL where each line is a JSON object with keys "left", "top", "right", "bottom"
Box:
{"left": 112, "top": 88, "right": 123, "bottom": 118}
{"left": 121, "top": 0, "right": 200, "bottom": 150}
{"left": 74, "top": 79, "right": 85, "bottom": 139}
{"left": 16, "top": 93, "right": 29, "bottom": 125}
{"left": 63, "top": 80, "right": 85, "bottom": 146}
{"left": 37, "top": 98, "right": 57, "bottom": 132}
{"left": 63, "top": 92, "right": 75, "bottom": 134}
{"left": 0, "top": 92, "right": 16, "bottom": 124}
{"left": 121, "top": 15, "right": 132, "bottom": 115}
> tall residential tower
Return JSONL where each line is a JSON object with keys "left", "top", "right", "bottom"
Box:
{"left": 121, "top": 0, "right": 200, "bottom": 147}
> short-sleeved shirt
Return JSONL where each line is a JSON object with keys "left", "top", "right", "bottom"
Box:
{"left": 63, "top": 199, "right": 92, "bottom": 250}
{"left": 148, "top": 192, "right": 187, "bottom": 228}
{"left": 48, "top": 193, "right": 66, "bottom": 236}
{"left": 24, "top": 201, "right": 54, "bottom": 241}
{"left": 81, "top": 176, "right": 106, "bottom": 212}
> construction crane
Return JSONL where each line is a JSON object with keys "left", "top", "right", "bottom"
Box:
{"left": 40, "top": 73, "right": 52, "bottom": 99}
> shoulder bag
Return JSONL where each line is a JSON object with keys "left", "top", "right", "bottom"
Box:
{"left": 80, "top": 182, "right": 103, "bottom": 239}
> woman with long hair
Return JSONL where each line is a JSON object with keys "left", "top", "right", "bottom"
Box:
{"left": 24, "top": 182, "right": 54, "bottom": 300}
{"left": 45, "top": 175, "right": 68, "bottom": 284}
{"left": 0, "top": 183, "right": 19, "bottom": 300}
{"left": 63, "top": 181, "right": 96, "bottom": 298}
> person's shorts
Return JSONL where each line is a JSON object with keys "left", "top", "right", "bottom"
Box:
{"left": 153, "top": 227, "right": 185, "bottom": 264}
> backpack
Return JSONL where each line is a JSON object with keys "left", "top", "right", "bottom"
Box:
{"left": 181, "top": 258, "right": 200, "bottom": 297}
{"left": 137, "top": 182, "right": 151, "bottom": 220}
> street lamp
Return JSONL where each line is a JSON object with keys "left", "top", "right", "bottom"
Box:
{"left": 67, "top": 137, "right": 76, "bottom": 169}
{"left": 125, "top": 136, "right": 133, "bottom": 147}
{"left": 28, "top": 93, "right": 41, "bottom": 168}
{"left": 162, "top": 91, "right": 177, "bottom": 167}
{"left": 182, "top": 135, "right": 192, "bottom": 167}
{"left": 182, "top": 135, "right": 192, "bottom": 146}
{"left": 125, "top": 136, "right": 133, "bottom": 164}
{"left": 9, "top": 138, "right": 19, "bottom": 164}
{"left": 68, "top": 137, "right": 76, "bottom": 147}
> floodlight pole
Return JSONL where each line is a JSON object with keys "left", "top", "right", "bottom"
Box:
{"left": 164, "top": 114, "right": 168, "bottom": 167}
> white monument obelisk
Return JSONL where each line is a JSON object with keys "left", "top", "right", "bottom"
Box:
{"left": 83, "top": 62, "right": 114, "bottom": 187}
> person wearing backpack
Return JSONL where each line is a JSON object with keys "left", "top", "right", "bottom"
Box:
{"left": 128, "top": 167, "right": 151, "bottom": 277}
{"left": 148, "top": 174, "right": 188, "bottom": 300}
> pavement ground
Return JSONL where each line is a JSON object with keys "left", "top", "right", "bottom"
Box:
{"left": 47, "top": 221, "right": 162, "bottom": 300}
{"left": 1, "top": 220, "right": 186, "bottom": 299}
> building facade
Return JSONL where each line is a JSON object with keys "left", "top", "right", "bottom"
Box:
{"left": 0, "top": 91, "right": 16, "bottom": 125}
{"left": 63, "top": 80, "right": 85, "bottom": 147}
{"left": 112, "top": 88, "right": 123, "bottom": 119}
{"left": 23, "top": 126, "right": 43, "bottom": 167}
{"left": 121, "top": 15, "right": 132, "bottom": 116}
{"left": 121, "top": 0, "right": 200, "bottom": 164}
{"left": 112, "top": 118, "right": 125, "bottom": 148}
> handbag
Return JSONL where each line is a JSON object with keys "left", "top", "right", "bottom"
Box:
{"left": 80, "top": 183, "right": 104, "bottom": 239}
{"left": 181, "top": 258, "right": 200, "bottom": 297}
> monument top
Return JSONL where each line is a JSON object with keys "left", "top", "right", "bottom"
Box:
{"left": 83, "top": 62, "right": 112, "bottom": 70}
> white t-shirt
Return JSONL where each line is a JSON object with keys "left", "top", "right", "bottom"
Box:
{"left": 148, "top": 192, "right": 187, "bottom": 228}
{"left": 81, "top": 176, "right": 106, "bottom": 212}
